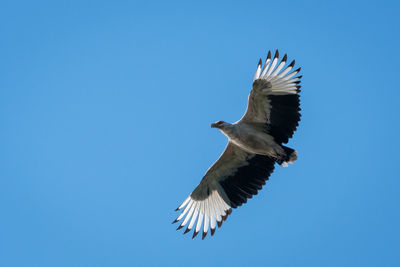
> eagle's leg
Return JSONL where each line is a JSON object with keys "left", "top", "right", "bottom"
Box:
{"left": 269, "top": 143, "right": 285, "bottom": 159}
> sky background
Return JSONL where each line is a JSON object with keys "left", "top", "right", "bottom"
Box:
{"left": 1, "top": 0, "right": 399, "bottom": 266}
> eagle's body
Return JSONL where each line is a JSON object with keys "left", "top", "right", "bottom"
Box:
{"left": 219, "top": 122, "right": 283, "bottom": 157}
{"left": 173, "top": 50, "right": 302, "bottom": 239}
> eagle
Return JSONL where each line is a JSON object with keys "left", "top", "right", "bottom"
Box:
{"left": 173, "top": 50, "right": 302, "bottom": 239}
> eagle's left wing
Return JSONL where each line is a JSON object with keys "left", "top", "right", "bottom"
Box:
{"left": 239, "top": 50, "right": 302, "bottom": 144}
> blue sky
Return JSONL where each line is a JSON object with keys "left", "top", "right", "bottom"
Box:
{"left": 1, "top": 0, "right": 399, "bottom": 266}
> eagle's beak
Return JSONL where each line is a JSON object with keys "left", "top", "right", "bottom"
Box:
{"left": 211, "top": 123, "right": 217, "bottom": 128}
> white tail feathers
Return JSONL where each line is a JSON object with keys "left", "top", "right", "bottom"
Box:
{"left": 281, "top": 150, "right": 297, "bottom": 167}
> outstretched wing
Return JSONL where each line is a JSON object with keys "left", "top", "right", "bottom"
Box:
{"left": 239, "top": 50, "right": 302, "bottom": 144}
{"left": 173, "top": 142, "right": 275, "bottom": 239}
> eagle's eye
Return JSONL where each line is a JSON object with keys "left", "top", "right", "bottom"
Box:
{"left": 216, "top": 120, "right": 224, "bottom": 125}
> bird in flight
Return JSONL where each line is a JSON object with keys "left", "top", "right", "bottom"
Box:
{"left": 173, "top": 50, "right": 302, "bottom": 239}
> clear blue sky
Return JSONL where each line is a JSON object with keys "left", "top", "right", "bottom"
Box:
{"left": 1, "top": 0, "right": 399, "bottom": 266}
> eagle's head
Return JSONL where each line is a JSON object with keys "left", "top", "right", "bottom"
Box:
{"left": 211, "top": 120, "right": 228, "bottom": 129}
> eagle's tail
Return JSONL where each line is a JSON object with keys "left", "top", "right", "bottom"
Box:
{"left": 277, "top": 145, "right": 297, "bottom": 167}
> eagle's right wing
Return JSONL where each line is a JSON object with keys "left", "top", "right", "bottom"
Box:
{"left": 173, "top": 142, "right": 275, "bottom": 239}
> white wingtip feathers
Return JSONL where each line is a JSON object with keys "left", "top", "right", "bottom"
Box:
{"left": 173, "top": 191, "right": 232, "bottom": 239}
{"left": 253, "top": 59, "right": 262, "bottom": 82}
{"left": 253, "top": 50, "right": 302, "bottom": 96}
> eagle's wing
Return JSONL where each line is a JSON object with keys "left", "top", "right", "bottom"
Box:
{"left": 239, "top": 50, "right": 302, "bottom": 144}
{"left": 173, "top": 142, "right": 275, "bottom": 239}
